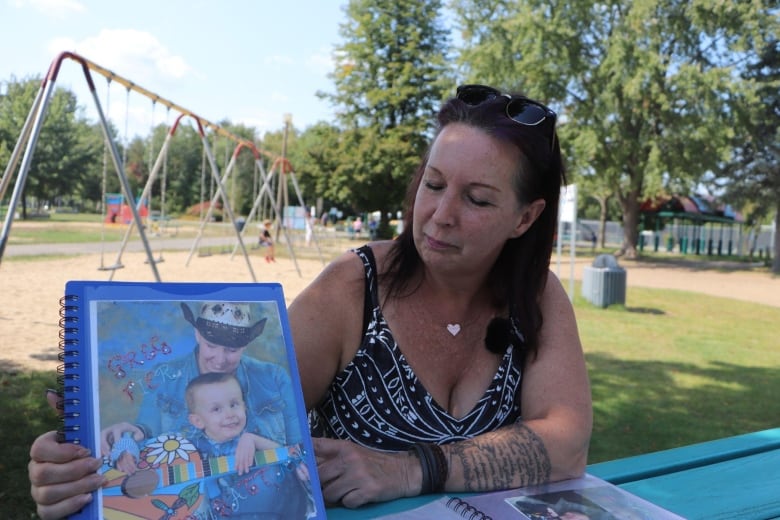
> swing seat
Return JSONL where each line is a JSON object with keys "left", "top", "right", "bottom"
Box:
{"left": 98, "top": 263, "right": 125, "bottom": 271}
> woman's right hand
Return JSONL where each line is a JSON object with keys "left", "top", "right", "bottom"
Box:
{"left": 29, "top": 431, "right": 105, "bottom": 519}
{"left": 28, "top": 391, "right": 106, "bottom": 519}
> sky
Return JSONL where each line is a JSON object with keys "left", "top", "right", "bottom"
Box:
{"left": 1, "top": 0, "right": 347, "bottom": 140}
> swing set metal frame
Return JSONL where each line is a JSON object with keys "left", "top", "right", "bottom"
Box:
{"left": 0, "top": 51, "right": 322, "bottom": 281}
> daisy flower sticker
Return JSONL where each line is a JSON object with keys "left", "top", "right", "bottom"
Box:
{"left": 144, "top": 433, "right": 197, "bottom": 466}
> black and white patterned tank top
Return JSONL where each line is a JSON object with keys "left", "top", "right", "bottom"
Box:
{"left": 308, "top": 245, "right": 523, "bottom": 451}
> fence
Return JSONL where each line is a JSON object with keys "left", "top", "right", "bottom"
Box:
{"left": 577, "top": 219, "right": 775, "bottom": 259}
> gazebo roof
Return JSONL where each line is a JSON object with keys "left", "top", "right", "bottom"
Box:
{"left": 641, "top": 195, "right": 744, "bottom": 224}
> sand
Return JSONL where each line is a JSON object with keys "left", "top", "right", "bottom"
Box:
{"left": 1, "top": 248, "right": 778, "bottom": 373}
{"left": 0, "top": 250, "right": 327, "bottom": 372}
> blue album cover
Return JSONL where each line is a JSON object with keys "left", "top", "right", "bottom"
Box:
{"left": 60, "top": 281, "right": 325, "bottom": 519}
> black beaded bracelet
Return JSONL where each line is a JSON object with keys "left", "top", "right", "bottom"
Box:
{"left": 409, "top": 443, "right": 448, "bottom": 494}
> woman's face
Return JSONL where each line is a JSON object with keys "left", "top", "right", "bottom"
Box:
{"left": 195, "top": 330, "right": 246, "bottom": 375}
{"left": 412, "top": 123, "right": 544, "bottom": 275}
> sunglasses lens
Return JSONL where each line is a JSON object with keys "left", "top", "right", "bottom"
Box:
{"left": 455, "top": 85, "right": 557, "bottom": 150}
{"left": 506, "top": 100, "right": 548, "bottom": 126}
{"left": 457, "top": 86, "right": 500, "bottom": 106}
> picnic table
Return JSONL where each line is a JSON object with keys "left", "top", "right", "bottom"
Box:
{"left": 326, "top": 427, "right": 780, "bottom": 519}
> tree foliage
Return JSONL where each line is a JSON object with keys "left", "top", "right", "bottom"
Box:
{"left": 318, "top": 0, "right": 453, "bottom": 235}
{"left": 452, "top": 0, "right": 778, "bottom": 257}
{"left": 286, "top": 122, "right": 344, "bottom": 217}
{"left": 2, "top": 3, "right": 777, "bottom": 265}
{"left": 0, "top": 77, "right": 100, "bottom": 216}
{"left": 715, "top": 38, "right": 780, "bottom": 273}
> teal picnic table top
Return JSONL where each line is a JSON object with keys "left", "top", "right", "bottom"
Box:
{"left": 327, "top": 427, "right": 780, "bottom": 519}
{"left": 588, "top": 427, "right": 780, "bottom": 520}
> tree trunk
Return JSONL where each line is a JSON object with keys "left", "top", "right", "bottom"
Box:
{"left": 619, "top": 194, "right": 641, "bottom": 259}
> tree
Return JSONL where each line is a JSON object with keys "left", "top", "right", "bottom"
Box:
{"left": 75, "top": 122, "right": 113, "bottom": 212}
{"left": 715, "top": 38, "right": 780, "bottom": 273}
{"left": 218, "top": 122, "right": 258, "bottom": 217}
{"left": 453, "top": 0, "right": 776, "bottom": 257}
{"left": 165, "top": 124, "right": 207, "bottom": 214}
{"left": 286, "top": 122, "right": 344, "bottom": 219}
{"left": 319, "top": 0, "right": 453, "bottom": 236}
{"left": 0, "top": 77, "right": 100, "bottom": 216}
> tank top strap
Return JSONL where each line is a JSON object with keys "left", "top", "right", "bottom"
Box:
{"left": 352, "top": 245, "right": 380, "bottom": 335}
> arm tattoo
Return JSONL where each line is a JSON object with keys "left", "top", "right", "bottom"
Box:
{"left": 448, "top": 422, "right": 551, "bottom": 491}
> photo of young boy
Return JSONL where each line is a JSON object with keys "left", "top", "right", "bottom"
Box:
{"left": 185, "top": 372, "right": 282, "bottom": 475}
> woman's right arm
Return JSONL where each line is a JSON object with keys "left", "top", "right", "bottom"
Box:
{"left": 27, "top": 248, "right": 367, "bottom": 517}
{"left": 288, "top": 249, "right": 366, "bottom": 410}
{"left": 28, "top": 391, "right": 106, "bottom": 520}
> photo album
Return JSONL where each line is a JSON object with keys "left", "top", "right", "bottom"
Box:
{"left": 58, "top": 280, "right": 326, "bottom": 519}
{"left": 377, "top": 472, "right": 685, "bottom": 519}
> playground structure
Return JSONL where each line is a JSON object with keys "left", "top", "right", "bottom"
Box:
{"left": 0, "top": 51, "right": 322, "bottom": 281}
{"left": 104, "top": 193, "right": 149, "bottom": 225}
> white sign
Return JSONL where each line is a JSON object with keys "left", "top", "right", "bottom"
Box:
{"left": 560, "top": 184, "right": 577, "bottom": 223}
{"left": 557, "top": 184, "right": 577, "bottom": 302}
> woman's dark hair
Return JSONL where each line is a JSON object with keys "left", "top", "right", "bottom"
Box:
{"left": 383, "top": 92, "right": 566, "bottom": 358}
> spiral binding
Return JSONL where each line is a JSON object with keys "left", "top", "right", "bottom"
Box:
{"left": 57, "top": 294, "right": 81, "bottom": 443}
{"left": 446, "top": 497, "right": 493, "bottom": 520}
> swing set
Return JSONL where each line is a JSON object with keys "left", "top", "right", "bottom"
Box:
{"left": 0, "top": 51, "right": 323, "bottom": 281}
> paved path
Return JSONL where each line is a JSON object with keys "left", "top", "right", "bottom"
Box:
{"left": 553, "top": 255, "right": 780, "bottom": 309}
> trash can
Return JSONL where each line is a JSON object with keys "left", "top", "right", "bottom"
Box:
{"left": 581, "top": 254, "right": 626, "bottom": 308}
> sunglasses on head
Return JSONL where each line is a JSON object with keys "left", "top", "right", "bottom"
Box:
{"left": 456, "top": 84, "right": 557, "bottom": 150}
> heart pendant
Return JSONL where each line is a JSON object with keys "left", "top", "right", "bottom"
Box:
{"left": 446, "top": 323, "right": 461, "bottom": 336}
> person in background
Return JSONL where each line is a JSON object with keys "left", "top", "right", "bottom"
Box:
{"left": 352, "top": 215, "right": 363, "bottom": 237}
{"left": 29, "top": 84, "right": 592, "bottom": 516}
{"left": 305, "top": 215, "right": 314, "bottom": 246}
{"left": 368, "top": 216, "right": 379, "bottom": 241}
{"left": 258, "top": 220, "right": 275, "bottom": 262}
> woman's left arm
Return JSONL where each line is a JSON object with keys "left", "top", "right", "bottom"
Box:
{"left": 443, "top": 273, "right": 593, "bottom": 491}
{"left": 445, "top": 272, "right": 592, "bottom": 491}
{"left": 316, "top": 272, "right": 592, "bottom": 507}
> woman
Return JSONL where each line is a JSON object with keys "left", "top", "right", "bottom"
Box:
{"left": 28, "top": 85, "right": 592, "bottom": 517}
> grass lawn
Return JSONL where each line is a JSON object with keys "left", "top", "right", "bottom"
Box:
{"left": 4, "top": 212, "right": 227, "bottom": 246}
{"left": 579, "top": 285, "right": 780, "bottom": 462}
{"left": 3, "top": 270, "right": 779, "bottom": 518}
{"left": 2, "top": 371, "right": 59, "bottom": 519}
